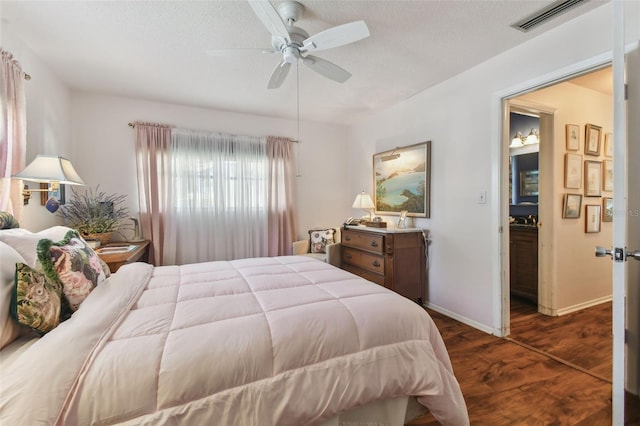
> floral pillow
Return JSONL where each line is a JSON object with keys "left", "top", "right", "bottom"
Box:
{"left": 0, "top": 212, "right": 19, "bottom": 230}
{"left": 1, "top": 242, "right": 27, "bottom": 348}
{"left": 11, "top": 263, "right": 67, "bottom": 335}
{"left": 37, "top": 230, "right": 109, "bottom": 312}
{"left": 308, "top": 228, "right": 336, "bottom": 254}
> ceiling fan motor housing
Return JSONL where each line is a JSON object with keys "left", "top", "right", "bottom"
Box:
{"left": 272, "top": 26, "right": 309, "bottom": 63}
{"left": 282, "top": 46, "right": 299, "bottom": 63}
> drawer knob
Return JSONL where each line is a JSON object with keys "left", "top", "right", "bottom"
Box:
{"left": 345, "top": 253, "right": 353, "bottom": 259}
{"left": 372, "top": 260, "right": 380, "bottom": 267}
{"left": 370, "top": 241, "right": 379, "bottom": 247}
{"left": 345, "top": 236, "right": 351, "bottom": 241}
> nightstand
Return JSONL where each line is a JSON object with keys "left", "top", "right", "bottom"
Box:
{"left": 97, "top": 240, "right": 151, "bottom": 273}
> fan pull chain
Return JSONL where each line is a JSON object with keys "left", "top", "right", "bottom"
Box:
{"left": 296, "top": 62, "right": 302, "bottom": 177}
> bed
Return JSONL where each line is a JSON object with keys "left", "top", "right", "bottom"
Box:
{"left": 0, "top": 223, "right": 468, "bottom": 425}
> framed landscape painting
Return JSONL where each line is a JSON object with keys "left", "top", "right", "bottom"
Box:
{"left": 373, "top": 141, "right": 431, "bottom": 217}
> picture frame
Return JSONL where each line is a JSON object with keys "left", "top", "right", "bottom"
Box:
{"left": 604, "top": 132, "right": 613, "bottom": 157}
{"left": 519, "top": 170, "right": 539, "bottom": 197}
{"left": 373, "top": 141, "right": 430, "bottom": 217}
{"left": 603, "top": 159, "right": 613, "bottom": 192}
{"left": 565, "top": 124, "right": 580, "bottom": 151}
{"left": 40, "top": 183, "right": 65, "bottom": 205}
{"left": 397, "top": 210, "right": 408, "bottom": 228}
{"left": 585, "top": 204, "right": 601, "bottom": 233}
{"left": 564, "top": 153, "right": 582, "bottom": 189}
{"left": 584, "top": 160, "right": 602, "bottom": 197}
{"left": 603, "top": 197, "right": 613, "bottom": 222}
{"left": 562, "top": 193, "right": 582, "bottom": 219}
{"left": 585, "top": 123, "right": 602, "bottom": 156}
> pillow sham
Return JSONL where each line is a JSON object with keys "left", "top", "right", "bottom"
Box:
{"left": 0, "top": 226, "right": 76, "bottom": 267}
{"left": 11, "top": 263, "right": 64, "bottom": 335}
{"left": 0, "top": 242, "right": 26, "bottom": 348}
{"left": 37, "top": 230, "right": 108, "bottom": 311}
{"left": 0, "top": 212, "right": 20, "bottom": 230}
{"left": 308, "top": 228, "right": 336, "bottom": 254}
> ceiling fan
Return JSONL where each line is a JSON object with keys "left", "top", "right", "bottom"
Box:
{"left": 207, "top": 0, "right": 370, "bottom": 89}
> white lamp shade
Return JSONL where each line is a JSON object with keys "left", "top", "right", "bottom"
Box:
{"left": 352, "top": 192, "right": 375, "bottom": 209}
{"left": 12, "top": 155, "right": 85, "bottom": 185}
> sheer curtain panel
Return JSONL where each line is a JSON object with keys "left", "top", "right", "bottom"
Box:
{"left": 164, "top": 129, "right": 269, "bottom": 264}
{"left": 0, "top": 49, "right": 27, "bottom": 220}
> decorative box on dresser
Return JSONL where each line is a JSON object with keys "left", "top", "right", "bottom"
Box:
{"left": 340, "top": 226, "right": 426, "bottom": 304}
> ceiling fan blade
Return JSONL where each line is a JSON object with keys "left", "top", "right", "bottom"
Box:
{"left": 302, "top": 55, "right": 351, "bottom": 83}
{"left": 248, "top": 0, "right": 290, "bottom": 42}
{"left": 205, "top": 48, "right": 277, "bottom": 57}
{"left": 267, "top": 61, "right": 292, "bottom": 89}
{"left": 302, "top": 21, "right": 369, "bottom": 53}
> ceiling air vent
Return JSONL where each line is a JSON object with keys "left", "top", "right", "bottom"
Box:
{"left": 511, "top": 0, "right": 588, "bottom": 32}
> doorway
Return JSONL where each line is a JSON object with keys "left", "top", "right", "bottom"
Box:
{"left": 503, "top": 66, "right": 613, "bottom": 380}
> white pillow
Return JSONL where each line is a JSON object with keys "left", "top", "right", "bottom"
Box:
{"left": 0, "top": 226, "right": 75, "bottom": 267}
{"left": 0, "top": 242, "right": 26, "bottom": 349}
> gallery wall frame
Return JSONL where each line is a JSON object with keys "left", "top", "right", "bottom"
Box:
{"left": 604, "top": 132, "right": 613, "bottom": 157}
{"left": 584, "top": 160, "right": 602, "bottom": 197}
{"left": 565, "top": 124, "right": 580, "bottom": 151}
{"left": 585, "top": 123, "right": 602, "bottom": 156}
{"left": 603, "top": 197, "right": 613, "bottom": 222}
{"left": 603, "top": 159, "right": 614, "bottom": 192}
{"left": 585, "top": 204, "right": 601, "bottom": 233}
{"left": 564, "top": 153, "right": 582, "bottom": 189}
{"left": 563, "top": 193, "right": 582, "bottom": 219}
{"left": 373, "top": 141, "right": 430, "bottom": 217}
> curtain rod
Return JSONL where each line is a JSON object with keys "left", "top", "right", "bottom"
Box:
{"left": 128, "top": 122, "right": 299, "bottom": 143}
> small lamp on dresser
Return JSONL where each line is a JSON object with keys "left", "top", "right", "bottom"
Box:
{"left": 352, "top": 191, "right": 375, "bottom": 220}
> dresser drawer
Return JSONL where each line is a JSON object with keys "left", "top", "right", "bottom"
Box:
{"left": 341, "top": 229, "right": 384, "bottom": 254}
{"left": 341, "top": 246, "right": 385, "bottom": 276}
{"left": 342, "top": 264, "right": 385, "bottom": 286}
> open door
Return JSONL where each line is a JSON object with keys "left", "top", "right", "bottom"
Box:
{"left": 596, "top": 2, "right": 640, "bottom": 423}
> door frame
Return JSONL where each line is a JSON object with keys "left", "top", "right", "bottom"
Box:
{"left": 490, "top": 51, "right": 612, "bottom": 336}
{"left": 506, "top": 101, "right": 555, "bottom": 328}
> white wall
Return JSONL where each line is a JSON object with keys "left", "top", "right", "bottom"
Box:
{"left": 1, "top": 22, "right": 72, "bottom": 231}
{"left": 70, "top": 92, "right": 351, "bottom": 242}
{"left": 518, "top": 82, "right": 613, "bottom": 313}
{"left": 346, "top": 3, "right": 622, "bottom": 332}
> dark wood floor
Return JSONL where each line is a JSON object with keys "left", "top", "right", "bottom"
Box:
{"left": 509, "top": 296, "right": 612, "bottom": 381}
{"left": 408, "top": 305, "right": 635, "bottom": 425}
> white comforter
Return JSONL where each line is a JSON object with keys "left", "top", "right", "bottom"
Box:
{"left": 0, "top": 256, "right": 468, "bottom": 425}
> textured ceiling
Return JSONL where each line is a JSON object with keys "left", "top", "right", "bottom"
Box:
{"left": 1, "top": 0, "right": 607, "bottom": 125}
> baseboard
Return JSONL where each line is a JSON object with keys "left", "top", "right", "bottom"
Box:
{"left": 554, "top": 295, "right": 612, "bottom": 316}
{"left": 423, "top": 301, "right": 495, "bottom": 335}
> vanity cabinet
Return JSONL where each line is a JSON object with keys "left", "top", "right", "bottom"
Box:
{"left": 509, "top": 226, "right": 538, "bottom": 304}
{"left": 340, "top": 226, "right": 425, "bottom": 303}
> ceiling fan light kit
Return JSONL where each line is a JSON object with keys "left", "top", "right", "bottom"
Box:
{"left": 210, "top": 0, "right": 370, "bottom": 89}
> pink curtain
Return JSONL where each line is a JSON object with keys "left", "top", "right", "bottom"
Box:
{"left": 134, "top": 122, "right": 172, "bottom": 266}
{"left": 266, "top": 136, "right": 296, "bottom": 256}
{"left": 0, "top": 49, "right": 27, "bottom": 221}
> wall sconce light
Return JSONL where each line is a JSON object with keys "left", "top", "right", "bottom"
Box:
{"left": 352, "top": 191, "right": 375, "bottom": 220}
{"left": 510, "top": 132, "right": 524, "bottom": 148}
{"left": 525, "top": 128, "right": 539, "bottom": 145}
{"left": 12, "top": 155, "right": 85, "bottom": 208}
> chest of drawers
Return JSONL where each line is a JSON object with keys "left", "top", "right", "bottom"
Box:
{"left": 340, "top": 226, "right": 426, "bottom": 304}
